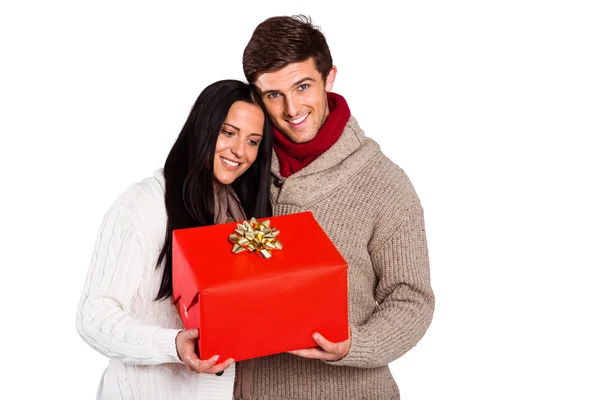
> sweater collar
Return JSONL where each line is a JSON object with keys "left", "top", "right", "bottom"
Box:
{"left": 271, "top": 115, "right": 380, "bottom": 179}
{"left": 270, "top": 116, "right": 381, "bottom": 208}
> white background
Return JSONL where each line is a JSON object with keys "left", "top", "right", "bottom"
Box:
{"left": 1, "top": 1, "right": 599, "bottom": 399}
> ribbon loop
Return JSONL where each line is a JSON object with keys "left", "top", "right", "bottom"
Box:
{"left": 229, "top": 218, "right": 283, "bottom": 259}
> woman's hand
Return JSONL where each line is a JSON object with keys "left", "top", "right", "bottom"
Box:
{"left": 176, "top": 328, "right": 234, "bottom": 373}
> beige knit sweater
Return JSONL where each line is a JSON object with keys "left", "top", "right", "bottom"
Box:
{"left": 238, "top": 116, "right": 435, "bottom": 400}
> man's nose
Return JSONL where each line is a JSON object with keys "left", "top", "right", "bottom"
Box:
{"left": 284, "top": 95, "right": 299, "bottom": 117}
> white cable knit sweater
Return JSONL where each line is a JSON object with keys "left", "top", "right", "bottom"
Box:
{"left": 76, "top": 170, "right": 235, "bottom": 400}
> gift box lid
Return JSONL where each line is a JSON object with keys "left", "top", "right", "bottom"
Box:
{"left": 172, "top": 211, "right": 347, "bottom": 311}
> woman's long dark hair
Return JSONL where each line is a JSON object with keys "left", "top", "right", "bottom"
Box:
{"left": 155, "top": 80, "right": 273, "bottom": 300}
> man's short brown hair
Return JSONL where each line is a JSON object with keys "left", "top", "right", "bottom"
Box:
{"left": 243, "top": 15, "right": 333, "bottom": 84}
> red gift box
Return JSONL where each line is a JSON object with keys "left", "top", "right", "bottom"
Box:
{"left": 172, "top": 211, "right": 348, "bottom": 362}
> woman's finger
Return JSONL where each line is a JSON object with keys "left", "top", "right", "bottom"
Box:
{"left": 203, "top": 358, "right": 235, "bottom": 374}
{"left": 192, "top": 355, "right": 220, "bottom": 372}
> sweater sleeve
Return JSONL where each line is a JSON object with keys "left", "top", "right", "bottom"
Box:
{"left": 76, "top": 202, "right": 182, "bottom": 365}
{"left": 328, "top": 204, "right": 434, "bottom": 368}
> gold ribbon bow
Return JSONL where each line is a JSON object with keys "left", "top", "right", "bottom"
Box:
{"left": 229, "top": 217, "right": 283, "bottom": 259}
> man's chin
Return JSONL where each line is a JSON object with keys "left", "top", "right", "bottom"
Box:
{"left": 277, "top": 129, "right": 317, "bottom": 144}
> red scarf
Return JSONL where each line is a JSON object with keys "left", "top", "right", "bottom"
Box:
{"left": 273, "top": 92, "right": 351, "bottom": 177}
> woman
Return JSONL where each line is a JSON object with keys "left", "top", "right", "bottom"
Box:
{"left": 76, "top": 80, "right": 272, "bottom": 399}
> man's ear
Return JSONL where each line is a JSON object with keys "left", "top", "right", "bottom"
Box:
{"left": 325, "top": 65, "right": 337, "bottom": 92}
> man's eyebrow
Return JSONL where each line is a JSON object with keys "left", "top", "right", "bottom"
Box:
{"left": 261, "top": 77, "right": 317, "bottom": 94}
{"left": 292, "top": 77, "right": 316, "bottom": 86}
{"left": 223, "top": 123, "right": 240, "bottom": 131}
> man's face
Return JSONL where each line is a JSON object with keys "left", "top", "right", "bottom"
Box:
{"left": 254, "top": 58, "right": 336, "bottom": 144}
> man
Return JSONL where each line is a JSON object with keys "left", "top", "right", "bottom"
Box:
{"left": 235, "top": 15, "right": 434, "bottom": 400}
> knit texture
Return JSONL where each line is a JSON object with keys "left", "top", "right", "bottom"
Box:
{"left": 244, "top": 116, "right": 434, "bottom": 400}
{"left": 76, "top": 170, "right": 236, "bottom": 400}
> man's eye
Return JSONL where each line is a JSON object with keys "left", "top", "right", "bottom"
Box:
{"left": 267, "top": 93, "right": 280, "bottom": 99}
{"left": 298, "top": 84, "right": 309, "bottom": 91}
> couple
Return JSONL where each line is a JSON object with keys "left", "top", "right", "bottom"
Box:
{"left": 76, "top": 15, "right": 434, "bottom": 400}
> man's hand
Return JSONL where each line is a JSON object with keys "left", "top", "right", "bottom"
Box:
{"left": 288, "top": 325, "right": 352, "bottom": 361}
{"left": 176, "top": 328, "right": 234, "bottom": 373}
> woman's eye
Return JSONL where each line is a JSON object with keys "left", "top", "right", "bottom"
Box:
{"left": 248, "top": 139, "right": 260, "bottom": 146}
{"left": 221, "top": 130, "right": 235, "bottom": 137}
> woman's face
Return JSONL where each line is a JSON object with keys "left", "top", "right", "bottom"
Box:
{"left": 213, "top": 101, "right": 265, "bottom": 185}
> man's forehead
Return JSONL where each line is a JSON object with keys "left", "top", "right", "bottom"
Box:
{"left": 255, "top": 59, "right": 320, "bottom": 91}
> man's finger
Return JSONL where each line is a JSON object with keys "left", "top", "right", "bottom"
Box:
{"left": 312, "top": 333, "right": 337, "bottom": 353}
{"left": 288, "top": 348, "right": 332, "bottom": 360}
